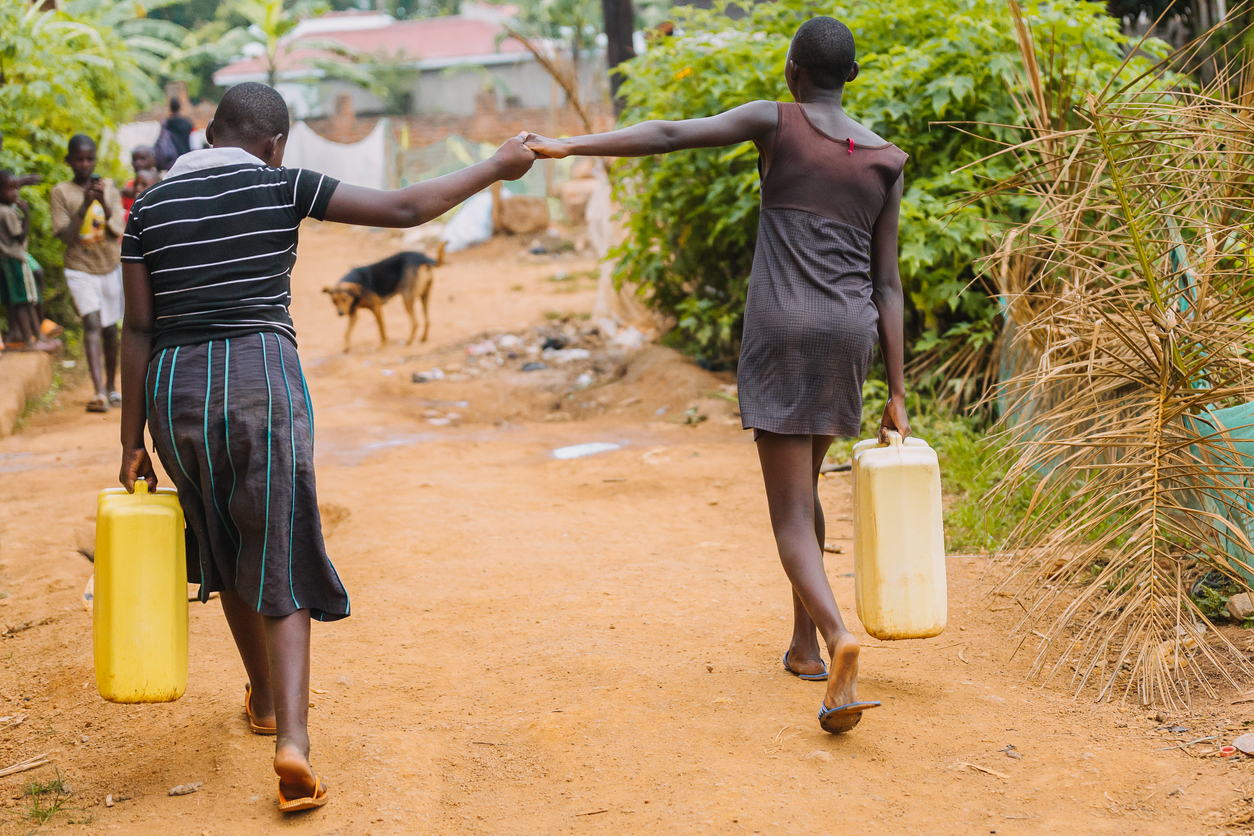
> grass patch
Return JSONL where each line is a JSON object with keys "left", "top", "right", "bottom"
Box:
{"left": 23, "top": 772, "right": 70, "bottom": 825}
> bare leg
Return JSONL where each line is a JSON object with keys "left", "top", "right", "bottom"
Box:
{"left": 219, "top": 590, "right": 275, "bottom": 726}
{"left": 102, "top": 322, "right": 119, "bottom": 393}
{"left": 756, "top": 431, "right": 861, "bottom": 710}
{"left": 16, "top": 305, "right": 40, "bottom": 345}
{"left": 265, "top": 608, "right": 319, "bottom": 800}
{"left": 785, "top": 435, "right": 833, "bottom": 675}
{"left": 82, "top": 311, "right": 106, "bottom": 397}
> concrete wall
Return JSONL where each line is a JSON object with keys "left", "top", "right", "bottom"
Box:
{"left": 0, "top": 353, "right": 52, "bottom": 437}
{"left": 411, "top": 57, "right": 606, "bottom": 116}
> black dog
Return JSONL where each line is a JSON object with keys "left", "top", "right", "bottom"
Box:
{"left": 322, "top": 246, "right": 445, "bottom": 352}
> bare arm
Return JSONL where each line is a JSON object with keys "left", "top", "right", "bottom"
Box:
{"left": 323, "top": 135, "right": 535, "bottom": 227}
{"left": 119, "top": 261, "right": 158, "bottom": 492}
{"left": 523, "top": 101, "right": 778, "bottom": 159}
{"left": 51, "top": 183, "right": 103, "bottom": 246}
{"left": 870, "top": 173, "right": 910, "bottom": 442}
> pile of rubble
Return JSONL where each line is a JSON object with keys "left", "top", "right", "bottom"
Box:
{"left": 411, "top": 318, "right": 650, "bottom": 390}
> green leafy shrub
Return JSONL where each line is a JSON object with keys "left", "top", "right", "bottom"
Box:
{"left": 614, "top": 0, "right": 1163, "bottom": 363}
{"left": 0, "top": 0, "right": 138, "bottom": 334}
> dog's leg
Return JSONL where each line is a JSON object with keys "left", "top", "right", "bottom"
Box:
{"left": 420, "top": 277, "right": 433, "bottom": 343}
{"left": 344, "top": 310, "right": 358, "bottom": 354}
{"left": 370, "top": 303, "right": 388, "bottom": 349}
{"left": 403, "top": 288, "right": 419, "bottom": 346}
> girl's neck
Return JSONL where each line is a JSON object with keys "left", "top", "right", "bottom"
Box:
{"left": 796, "top": 86, "right": 844, "bottom": 110}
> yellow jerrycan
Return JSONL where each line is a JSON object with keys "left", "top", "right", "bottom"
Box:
{"left": 851, "top": 431, "right": 947, "bottom": 640}
{"left": 94, "top": 482, "right": 188, "bottom": 703}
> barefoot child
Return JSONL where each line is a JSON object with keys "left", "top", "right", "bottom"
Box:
{"left": 117, "top": 82, "right": 535, "bottom": 810}
{"left": 0, "top": 170, "right": 57, "bottom": 350}
{"left": 524, "top": 17, "right": 911, "bottom": 734}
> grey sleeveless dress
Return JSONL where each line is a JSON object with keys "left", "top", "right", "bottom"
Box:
{"left": 737, "top": 102, "right": 908, "bottom": 438}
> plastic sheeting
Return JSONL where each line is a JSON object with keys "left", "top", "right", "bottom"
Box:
{"left": 441, "top": 187, "right": 511, "bottom": 252}
{"left": 281, "top": 119, "right": 393, "bottom": 190}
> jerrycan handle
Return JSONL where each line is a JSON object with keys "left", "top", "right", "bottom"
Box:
{"left": 132, "top": 480, "right": 149, "bottom": 495}
{"left": 881, "top": 430, "right": 903, "bottom": 447}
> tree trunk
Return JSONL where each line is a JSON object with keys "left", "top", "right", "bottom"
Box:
{"left": 600, "top": 0, "right": 635, "bottom": 116}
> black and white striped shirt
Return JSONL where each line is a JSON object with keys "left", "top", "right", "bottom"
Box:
{"left": 121, "top": 148, "right": 338, "bottom": 352}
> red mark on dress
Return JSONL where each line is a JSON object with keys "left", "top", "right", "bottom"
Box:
{"left": 848, "top": 138, "right": 854, "bottom": 155}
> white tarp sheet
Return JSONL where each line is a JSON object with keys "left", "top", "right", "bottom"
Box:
{"left": 111, "top": 121, "right": 161, "bottom": 160}
{"left": 282, "top": 120, "right": 391, "bottom": 190}
{"left": 442, "top": 187, "right": 511, "bottom": 252}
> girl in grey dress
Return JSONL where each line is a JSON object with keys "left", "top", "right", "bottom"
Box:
{"left": 524, "top": 16, "right": 910, "bottom": 734}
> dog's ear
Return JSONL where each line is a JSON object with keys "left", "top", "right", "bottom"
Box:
{"left": 322, "top": 287, "right": 334, "bottom": 295}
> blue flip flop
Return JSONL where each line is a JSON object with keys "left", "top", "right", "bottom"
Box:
{"left": 818, "top": 700, "right": 881, "bottom": 734}
{"left": 783, "top": 651, "right": 828, "bottom": 681}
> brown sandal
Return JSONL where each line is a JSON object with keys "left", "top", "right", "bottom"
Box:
{"left": 244, "top": 683, "right": 276, "bottom": 735}
{"left": 278, "top": 774, "right": 329, "bottom": 812}
{"left": 86, "top": 395, "right": 109, "bottom": 413}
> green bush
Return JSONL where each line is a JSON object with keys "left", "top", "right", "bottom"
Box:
{"left": 0, "top": 0, "right": 137, "bottom": 335}
{"left": 614, "top": 0, "right": 1164, "bottom": 363}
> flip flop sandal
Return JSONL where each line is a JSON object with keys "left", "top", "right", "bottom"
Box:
{"left": 278, "top": 775, "right": 329, "bottom": 813}
{"left": 108, "top": 390, "right": 122, "bottom": 407}
{"left": 86, "top": 395, "right": 109, "bottom": 413}
{"left": 818, "top": 700, "right": 882, "bottom": 734}
{"left": 783, "top": 651, "right": 828, "bottom": 681}
{"left": 244, "top": 683, "right": 277, "bottom": 735}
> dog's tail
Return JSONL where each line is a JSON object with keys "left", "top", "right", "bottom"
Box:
{"left": 435, "top": 240, "right": 446, "bottom": 267}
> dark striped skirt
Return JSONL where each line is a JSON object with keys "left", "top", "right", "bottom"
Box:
{"left": 146, "top": 332, "right": 350, "bottom": 622}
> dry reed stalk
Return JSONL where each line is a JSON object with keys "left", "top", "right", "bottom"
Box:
{"left": 974, "top": 2, "right": 1254, "bottom": 707}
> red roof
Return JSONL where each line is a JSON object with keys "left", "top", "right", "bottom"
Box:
{"left": 215, "top": 16, "right": 529, "bottom": 81}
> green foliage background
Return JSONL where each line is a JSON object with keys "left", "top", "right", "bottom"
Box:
{"left": 613, "top": 0, "right": 1163, "bottom": 364}
{"left": 0, "top": 0, "right": 138, "bottom": 333}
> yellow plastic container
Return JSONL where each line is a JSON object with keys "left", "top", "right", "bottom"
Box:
{"left": 851, "top": 431, "right": 947, "bottom": 640}
{"left": 94, "top": 482, "right": 188, "bottom": 703}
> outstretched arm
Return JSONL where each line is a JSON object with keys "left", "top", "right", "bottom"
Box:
{"left": 119, "top": 261, "right": 158, "bottom": 492}
{"left": 870, "top": 173, "right": 910, "bottom": 442}
{"left": 323, "top": 135, "right": 535, "bottom": 227}
{"left": 523, "top": 101, "right": 778, "bottom": 159}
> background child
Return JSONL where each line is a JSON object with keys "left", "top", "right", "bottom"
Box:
{"left": 523, "top": 16, "right": 910, "bottom": 735}
{"left": 121, "top": 145, "right": 160, "bottom": 215}
{"left": 0, "top": 170, "right": 57, "bottom": 351}
{"left": 118, "top": 81, "right": 535, "bottom": 812}
{"left": 51, "top": 135, "right": 125, "bottom": 411}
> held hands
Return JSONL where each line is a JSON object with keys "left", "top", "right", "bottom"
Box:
{"left": 878, "top": 396, "right": 912, "bottom": 444}
{"left": 493, "top": 133, "right": 539, "bottom": 181}
{"left": 119, "top": 447, "right": 158, "bottom": 494}
{"left": 520, "top": 133, "right": 567, "bottom": 160}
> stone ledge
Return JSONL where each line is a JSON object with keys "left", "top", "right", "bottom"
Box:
{"left": 0, "top": 352, "right": 53, "bottom": 437}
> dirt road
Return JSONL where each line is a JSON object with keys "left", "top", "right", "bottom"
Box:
{"left": 0, "top": 223, "right": 1251, "bottom": 835}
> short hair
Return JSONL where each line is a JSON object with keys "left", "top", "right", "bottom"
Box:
{"left": 790, "top": 17, "right": 856, "bottom": 89}
{"left": 67, "top": 134, "right": 97, "bottom": 156}
{"left": 132, "top": 144, "right": 155, "bottom": 158}
{"left": 170, "top": 97, "right": 182, "bottom": 113}
{"left": 0, "top": 170, "right": 14, "bottom": 188}
{"left": 213, "top": 82, "right": 290, "bottom": 144}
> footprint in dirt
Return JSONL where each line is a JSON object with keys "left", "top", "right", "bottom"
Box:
{"left": 319, "top": 503, "right": 351, "bottom": 538}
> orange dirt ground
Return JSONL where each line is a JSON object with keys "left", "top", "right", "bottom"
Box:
{"left": 1, "top": 223, "right": 1254, "bottom": 835}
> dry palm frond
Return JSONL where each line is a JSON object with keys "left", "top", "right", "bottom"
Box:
{"left": 979, "top": 4, "right": 1254, "bottom": 708}
{"left": 500, "top": 25, "right": 595, "bottom": 134}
